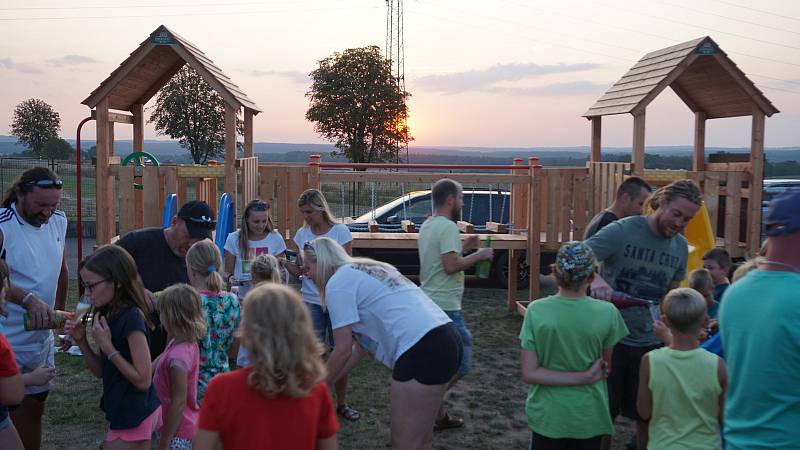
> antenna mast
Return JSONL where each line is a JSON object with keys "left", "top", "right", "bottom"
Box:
{"left": 385, "top": 0, "right": 408, "bottom": 163}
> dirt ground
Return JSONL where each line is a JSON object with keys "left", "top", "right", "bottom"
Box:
{"left": 43, "top": 280, "right": 635, "bottom": 449}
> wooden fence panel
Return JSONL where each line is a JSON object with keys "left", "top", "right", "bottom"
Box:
{"left": 724, "top": 172, "right": 743, "bottom": 256}
{"left": 119, "top": 167, "right": 136, "bottom": 237}
{"left": 239, "top": 157, "right": 259, "bottom": 207}
{"left": 142, "top": 167, "right": 161, "bottom": 227}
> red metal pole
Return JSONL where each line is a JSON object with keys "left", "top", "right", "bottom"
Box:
{"left": 75, "top": 116, "right": 94, "bottom": 264}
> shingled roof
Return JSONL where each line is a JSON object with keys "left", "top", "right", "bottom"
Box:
{"left": 83, "top": 25, "right": 261, "bottom": 114}
{"left": 583, "top": 36, "right": 778, "bottom": 119}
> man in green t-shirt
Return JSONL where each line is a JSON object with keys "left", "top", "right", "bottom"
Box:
{"left": 585, "top": 179, "right": 701, "bottom": 450}
{"left": 418, "top": 178, "right": 493, "bottom": 431}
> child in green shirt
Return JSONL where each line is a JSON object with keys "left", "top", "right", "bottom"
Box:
{"left": 519, "top": 241, "right": 628, "bottom": 449}
{"left": 637, "top": 288, "right": 727, "bottom": 450}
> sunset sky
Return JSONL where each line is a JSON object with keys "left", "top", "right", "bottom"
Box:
{"left": 1, "top": 0, "right": 798, "bottom": 149}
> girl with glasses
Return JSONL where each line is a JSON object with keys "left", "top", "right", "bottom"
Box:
{"left": 223, "top": 200, "right": 286, "bottom": 297}
{"left": 65, "top": 245, "right": 160, "bottom": 450}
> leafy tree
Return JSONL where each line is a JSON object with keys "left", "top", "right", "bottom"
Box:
{"left": 148, "top": 66, "right": 243, "bottom": 164}
{"left": 10, "top": 98, "right": 61, "bottom": 157}
{"left": 306, "top": 46, "right": 412, "bottom": 163}
{"left": 41, "top": 137, "right": 74, "bottom": 160}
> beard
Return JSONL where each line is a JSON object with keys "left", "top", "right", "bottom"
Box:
{"left": 450, "top": 206, "right": 462, "bottom": 221}
{"left": 655, "top": 215, "right": 679, "bottom": 238}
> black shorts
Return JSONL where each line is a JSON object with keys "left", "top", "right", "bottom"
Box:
{"left": 530, "top": 431, "right": 602, "bottom": 450}
{"left": 7, "top": 390, "right": 49, "bottom": 412}
{"left": 392, "top": 323, "right": 462, "bottom": 385}
{"left": 608, "top": 342, "right": 660, "bottom": 421}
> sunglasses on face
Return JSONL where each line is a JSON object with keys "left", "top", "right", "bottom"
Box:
{"left": 81, "top": 278, "right": 109, "bottom": 293}
{"left": 24, "top": 179, "right": 63, "bottom": 190}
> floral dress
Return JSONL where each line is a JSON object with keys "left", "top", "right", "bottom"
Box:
{"left": 198, "top": 291, "right": 240, "bottom": 402}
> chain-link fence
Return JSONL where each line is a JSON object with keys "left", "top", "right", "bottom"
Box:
{"left": 0, "top": 157, "right": 96, "bottom": 237}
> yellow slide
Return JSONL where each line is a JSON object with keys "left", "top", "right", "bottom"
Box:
{"left": 680, "top": 202, "right": 716, "bottom": 286}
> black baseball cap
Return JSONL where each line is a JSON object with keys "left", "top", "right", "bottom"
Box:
{"left": 177, "top": 200, "right": 216, "bottom": 239}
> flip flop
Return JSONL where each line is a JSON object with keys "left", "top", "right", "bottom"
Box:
{"left": 434, "top": 412, "right": 464, "bottom": 431}
{"left": 336, "top": 403, "right": 361, "bottom": 422}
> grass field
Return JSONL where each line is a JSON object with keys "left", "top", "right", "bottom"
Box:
{"left": 42, "top": 280, "right": 634, "bottom": 449}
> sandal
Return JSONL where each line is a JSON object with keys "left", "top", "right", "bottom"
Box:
{"left": 434, "top": 412, "right": 464, "bottom": 431}
{"left": 336, "top": 403, "right": 361, "bottom": 422}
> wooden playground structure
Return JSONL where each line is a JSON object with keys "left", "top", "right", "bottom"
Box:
{"left": 84, "top": 31, "right": 777, "bottom": 311}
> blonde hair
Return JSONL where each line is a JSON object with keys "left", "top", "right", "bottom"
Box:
{"left": 251, "top": 253, "right": 281, "bottom": 284}
{"left": 297, "top": 189, "right": 337, "bottom": 226}
{"left": 662, "top": 287, "right": 707, "bottom": 334}
{"left": 241, "top": 284, "right": 326, "bottom": 398}
{"left": 303, "top": 236, "right": 394, "bottom": 305}
{"left": 647, "top": 179, "right": 702, "bottom": 212}
{"left": 157, "top": 284, "right": 207, "bottom": 341}
{"left": 689, "top": 268, "right": 714, "bottom": 295}
{"left": 186, "top": 239, "right": 225, "bottom": 293}
{"left": 732, "top": 257, "right": 764, "bottom": 282}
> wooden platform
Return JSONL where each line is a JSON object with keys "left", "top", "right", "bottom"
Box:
{"left": 351, "top": 232, "right": 528, "bottom": 250}
{"left": 351, "top": 232, "right": 530, "bottom": 311}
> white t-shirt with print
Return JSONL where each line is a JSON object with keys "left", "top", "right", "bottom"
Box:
{"left": 223, "top": 230, "right": 287, "bottom": 281}
{"left": 325, "top": 263, "right": 451, "bottom": 368}
{"left": 293, "top": 223, "right": 352, "bottom": 305}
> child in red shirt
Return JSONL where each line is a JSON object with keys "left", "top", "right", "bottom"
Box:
{"left": 0, "top": 260, "right": 25, "bottom": 450}
{"left": 194, "top": 284, "right": 338, "bottom": 450}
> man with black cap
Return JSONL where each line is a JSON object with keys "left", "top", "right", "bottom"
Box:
{"left": 117, "top": 200, "right": 216, "bottom": 356}
{"left": 720, "top": 188, "right": 800, "bottom": 449}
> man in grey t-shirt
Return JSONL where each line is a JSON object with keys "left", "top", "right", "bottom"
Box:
{"left": 585, "top": 179, "right": 701, "bottom": 450}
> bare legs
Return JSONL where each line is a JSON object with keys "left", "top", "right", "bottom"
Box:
{"left": 390, "top": 378, "right": 448, "bottom": 450}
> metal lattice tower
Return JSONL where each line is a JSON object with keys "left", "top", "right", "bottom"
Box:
{"left": 385, "top": 0, "right": 409, "bottom": 163}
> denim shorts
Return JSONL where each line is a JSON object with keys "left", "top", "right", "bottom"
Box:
{"left": 305, "top": 302, "right": 334, "bottom": 348}
{"left": 15, "top": 340, "right": 55, "bottom": 395}
{"left": 0, "top": 406, "right": 10, "bottom": 431}
{"left": 445, "top": 310, "right": 472, "bottom": 375}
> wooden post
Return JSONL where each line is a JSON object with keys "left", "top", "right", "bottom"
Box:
{"left": 244, "top": 108, "right": 254, "bottom": 158}
{"left": 748, "top": 109, "right": 766, "bottom": 257}
{"left": 632, "top": 111, "right": 646, "bottom": 177}
{"left": 528, "top": 160, "right": 543, "bottom": 301}
{"left": 95, "top": 98, "right": 115, "bottom": 245}
{"left": 132, "top": 103, "right": 144, "bottom": 229}
{"left": 224, "top": 103, "right": 237, "bottom": 209}
{"left": 590, "top": 116, "right": 601, "bottom": 162}
{"left": 693, "top": 112, "right": 706, "bottom": 171}
{"left": 132, "top": 104, "right": 144, "bottom": 152}
{"left": 309, "top": 154, "right": 321, "bottom": 190}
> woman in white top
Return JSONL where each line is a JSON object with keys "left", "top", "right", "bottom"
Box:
{"left": 282, "top": 188, "right": 360, "bottom": 421}
{"left": 223, "top": 199, "right": 286, "bottom": 296}
{"left": 302, "top": 237, "right": 462, "bottom": 450}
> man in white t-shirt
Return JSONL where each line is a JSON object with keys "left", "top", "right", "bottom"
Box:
{"left": 0, "top": 167, "right": 67, "bottom": 450}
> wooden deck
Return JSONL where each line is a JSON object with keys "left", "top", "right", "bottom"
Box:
{"left": 352, "top": 232, "right": 530, "bottom": 311}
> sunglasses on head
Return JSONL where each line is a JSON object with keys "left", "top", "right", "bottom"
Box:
{"left": 248, "top": 200, "right": 269, "bottom": 211}
{"left": 304, "top": 241, "right": 315, "bottom": 252}
{"left": 183, "top": 215, "right": 216, "bottom": 227}
{"left": 23, "top": 179, "right": 63, "bottom": 190}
